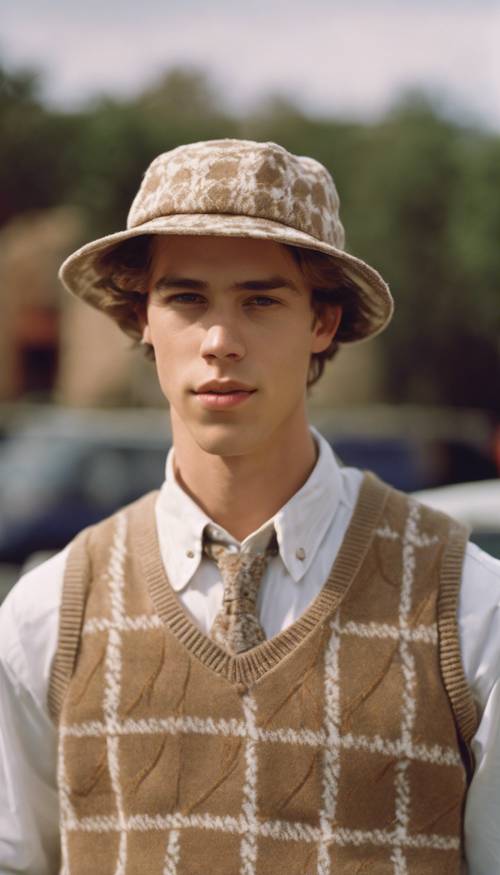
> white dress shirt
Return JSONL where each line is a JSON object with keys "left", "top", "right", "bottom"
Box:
{"left": 0, "top": 428, "right": 499, "bottom": 874}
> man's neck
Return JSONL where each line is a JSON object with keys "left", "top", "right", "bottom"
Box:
{"left": 170, "top": 411, "right": 318, "bottom": 542}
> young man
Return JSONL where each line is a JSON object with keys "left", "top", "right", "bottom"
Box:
{"left": 0, "top": 139, "right": 499, "bottom": 874}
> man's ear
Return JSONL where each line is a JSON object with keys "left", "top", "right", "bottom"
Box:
{"left": 311, "top": 304, "right": 342, "bottom": 354}
{"left": 141, "top": 323, "right": 152, "bottom": 345}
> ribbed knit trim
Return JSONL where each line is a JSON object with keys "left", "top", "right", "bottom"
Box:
{"left": 47, "top": 527, "right": 92, "bottom": 725}
{"left": 134, "top": 471, "right": 390, "bottom": 688}
{"left": 437, "top": 520, "right": 479, "bottom": 769}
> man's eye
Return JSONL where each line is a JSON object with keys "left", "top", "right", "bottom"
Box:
{"left": 167, "top": 293, "right": 204, "bottom": 304}
{"left": 158, "top": 293, "right": 279, "bottom": 307}
{"left": 246, "top": 296, "right": 279, "bottom": 307}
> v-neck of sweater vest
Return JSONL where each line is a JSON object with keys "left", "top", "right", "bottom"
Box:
{"left": 134, "top": 470, "right": 390, "bottom": 689}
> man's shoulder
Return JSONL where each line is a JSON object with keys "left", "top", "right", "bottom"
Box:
{"left": 86, "top": 488, "right": 161, "bottom": 542}
{"left": 360, "top": 469, "right": 467, "bottom": 536}
{"left": 461, "top": 539, "right": 500, "bottom": 610}
{"left": 387, "top": 478, "right": 500, "bottom": 622}
{"left": 0, "top": 545, "right": 70, "bottom": 705}
{"left": 0, "top": 547, "right": 70, "bottom": 644}
{"left": 0, "top": 489, "right": 159, "bottom": 663}
{"left": 411, "top": 484, "right": 500, "bottom": 577}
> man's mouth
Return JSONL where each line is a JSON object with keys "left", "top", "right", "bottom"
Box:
{"left": 193, "top": 387, "right": 256, "bottom": 409}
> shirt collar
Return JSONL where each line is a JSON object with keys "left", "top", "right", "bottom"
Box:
{"left": 156, "top": 426, "right": 344, "bottom": 591}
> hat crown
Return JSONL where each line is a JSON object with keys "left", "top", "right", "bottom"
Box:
{"left": 127, "top": 138, "right": 345, "bottom": 250}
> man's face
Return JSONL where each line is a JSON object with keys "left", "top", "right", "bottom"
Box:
{"left": 143, "top": 234, "right": 341, "bottom": 457}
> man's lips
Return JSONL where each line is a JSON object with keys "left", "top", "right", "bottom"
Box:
{"left": 196, "top": 389, "right": 252, "bottom": 394}
{"left": 193, "top": 381, "right": 256, "bottom": 394}
{"left": 194, "top": 389, "right": 256, "bottom": 410}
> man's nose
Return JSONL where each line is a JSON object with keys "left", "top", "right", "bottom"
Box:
{"left": 200, "top": 321, "right": 246, "bottom": 361}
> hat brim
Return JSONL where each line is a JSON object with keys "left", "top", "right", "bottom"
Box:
{"left": 59, "top": 213, "right": 394, "bottom": 343}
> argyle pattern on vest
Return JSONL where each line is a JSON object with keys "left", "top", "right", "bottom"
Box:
{"left": 48, "top": 473, "right": 477, "bottom": 875}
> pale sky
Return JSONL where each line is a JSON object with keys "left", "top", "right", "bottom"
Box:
{"left": 2, "top": 0, "right": 500, "bottom": 129}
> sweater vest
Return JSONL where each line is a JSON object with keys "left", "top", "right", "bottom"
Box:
{"left": 48, "top": 471, "right": 478, "bottom": 875}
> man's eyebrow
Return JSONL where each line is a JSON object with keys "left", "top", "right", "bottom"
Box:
{"left": 153, "top": 274, "right": 300, "bottom": 294}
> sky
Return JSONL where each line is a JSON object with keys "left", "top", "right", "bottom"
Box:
{"left": 2, "top": 0, "right": 500, "bottom": 129}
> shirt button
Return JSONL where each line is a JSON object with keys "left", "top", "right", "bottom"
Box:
{"left": 296, "top": 547, "right": 306, "bottom": 561}
{"left": 186, "top": 549, "right": 195, "bottom": 558}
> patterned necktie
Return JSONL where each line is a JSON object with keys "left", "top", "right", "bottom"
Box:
{"left": 202, "top": 530, "right": 278, "bottom": 654}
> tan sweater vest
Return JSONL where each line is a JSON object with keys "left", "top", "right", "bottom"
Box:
{"left": 48, "top": 472, "right": 478, "bottom": 875}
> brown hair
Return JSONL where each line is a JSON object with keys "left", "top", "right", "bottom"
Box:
{"left": 94, "top": 234, "right": 377, "bottom": 388}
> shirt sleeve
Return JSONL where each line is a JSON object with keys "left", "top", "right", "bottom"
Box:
{"left": 459, "top": 542, "right": 500, "bottom": 874}
{"left": 0, "top": 547, "right": 68, "bottom": 874}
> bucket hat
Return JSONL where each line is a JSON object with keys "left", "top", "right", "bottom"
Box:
{"left": 59, "top": 138, "right": 394, "bottom": 341}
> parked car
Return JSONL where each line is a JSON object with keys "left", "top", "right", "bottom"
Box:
{"left": 0, "top": 408, "right": 171, "bottom": 563}
{"left": 413, "top": 480, "right": 500, "bottom": 558}
{"left": 311, "top": 404, "right": 497, "bottom": 493}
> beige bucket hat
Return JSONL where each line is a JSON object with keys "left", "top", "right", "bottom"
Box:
{"left": 59, "top": 138, "right": 394, "bottom": 341}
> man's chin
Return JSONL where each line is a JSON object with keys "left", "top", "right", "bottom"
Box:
{"left": 188, "top": 422, "right": 261, "bottom": 458}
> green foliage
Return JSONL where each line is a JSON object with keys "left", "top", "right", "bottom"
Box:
{"left": 0, "top": 62, "right": 77, "bottom": 224}
{"left": 0, "top": 62, "right": 498, "bottom": 411}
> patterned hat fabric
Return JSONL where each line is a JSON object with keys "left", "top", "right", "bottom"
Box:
{"left": 58, "top": 139, "right": 394, "bottom": 341}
